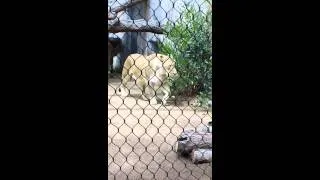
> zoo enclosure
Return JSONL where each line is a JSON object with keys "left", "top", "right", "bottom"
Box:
{"left": 106, "top": 0, "right": 213, "bottom": 179}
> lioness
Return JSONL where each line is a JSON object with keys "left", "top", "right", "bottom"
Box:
{"left": 117, "top": 53, "right": 178, "bottom": 105}
{"left": 117, "top": 53, "right": 148, "bottom": 96}
{"left": 146, "top": 53, "right": 178, "bottom": 105}
{"left": 146, "top": 53, "right": 178, "bottom": 79}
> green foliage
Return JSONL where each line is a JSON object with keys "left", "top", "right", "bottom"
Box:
{"left": 159, "top": 5, "right": 213, "bottom": 107}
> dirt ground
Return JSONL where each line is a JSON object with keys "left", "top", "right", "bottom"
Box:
{"left": 108, "top": 76, "right": 213, "bottom": 180}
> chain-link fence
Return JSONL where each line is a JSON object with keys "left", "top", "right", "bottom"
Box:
{"left": 106, "top": 0, "right": 213, "bottom": 179}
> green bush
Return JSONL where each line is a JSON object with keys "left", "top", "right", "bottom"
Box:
{"left": 159, "top": 4, "right": 213, "bottom": 107}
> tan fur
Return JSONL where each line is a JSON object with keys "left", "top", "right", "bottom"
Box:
{"left": 117, "top": 54, "right": 149, "bottom": 98}
{"left": 146, "top": 53, "right": 178, "bottom": 79}
{"left": 117, "top": 53, "right": 178, "bottom": 105}
{"left": 145, "top": 65, "right": 171, "bottom": 105}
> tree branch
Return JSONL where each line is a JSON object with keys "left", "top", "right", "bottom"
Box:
{"left": 108, "top": 24, "right": 164, "bottom": 34}
{"left": 113, "top": 0, "right": 146, "bottom": 14}
{"left": 108, "top": 0, "right": 147, "bottom": 20}
{"left": 106, "top": 1, "right": 164, "bottom": 34}
{"left": 108, "top": 19, "right": 164, "bottom": 34}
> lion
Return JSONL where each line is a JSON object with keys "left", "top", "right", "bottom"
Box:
{"left": 146, "top": 53, "right": 179, "bottom": 104}
{"left": 146, "top": 53, "right": 178, "bottom": 79}
{"left": 117, "top": 53, "right": 178, "bottom": 105}
{"left": 146, "top": 63, "right": 172, "bottom": 105}
{"left": 116, "top": 53, "right": 148, "bottom": 97}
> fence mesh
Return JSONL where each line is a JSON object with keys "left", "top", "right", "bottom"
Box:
{"left": 106, "top": 0, "right": 213, "bottom": 179}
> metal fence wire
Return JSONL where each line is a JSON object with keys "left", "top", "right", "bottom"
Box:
{"left": 106, "top": 0, "right": 214, "bottom": 179}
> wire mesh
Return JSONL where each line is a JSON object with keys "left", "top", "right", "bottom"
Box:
{"left": 107, "top": 0, "right": 213, "bottom": 179}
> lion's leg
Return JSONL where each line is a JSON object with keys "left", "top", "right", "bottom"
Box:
{"left": 145, "top": 85, "right": 158, "bottom": 104}
{"left": 136, "top": 78, "right": 149, "bottom": 101}
{"left": 161, "top": 84, "right": 171, "bottom": 106}
{"left": 150, "top": 96, "right": 158, "bottom": 105}
{"left": 118, "top": 69, "right": 131, "bottom": 97}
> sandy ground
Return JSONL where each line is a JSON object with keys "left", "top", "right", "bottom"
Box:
{"left": 108, "top": 76, "right": 212, "bottom": 180}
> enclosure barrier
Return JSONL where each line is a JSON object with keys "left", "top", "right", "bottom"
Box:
{"left": 106, "top": 0, "right": 214, "bottom": 179}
